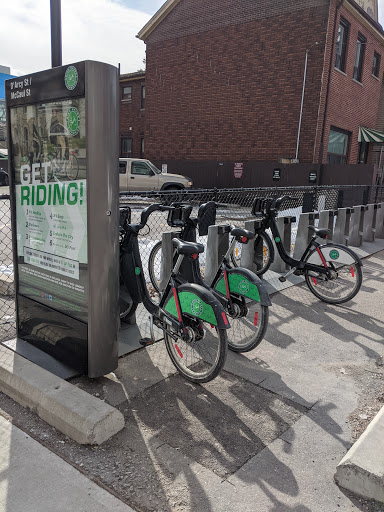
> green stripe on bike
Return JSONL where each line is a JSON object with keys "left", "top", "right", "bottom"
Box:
{"left": 165, "top": 292, "right": 218, "bottom": 326}
{"left": 214, "top": 274, "right": 260, "bottom": 301}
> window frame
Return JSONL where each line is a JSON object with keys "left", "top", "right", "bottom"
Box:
{"left": 141, "top": 85, "right": 145, "bottom": 110}
{"left": 353, "top": 32, "right": 367, "bottom": 83}
{"left": 140, "top": 137, "right": 145, "bottom": 158}
{"left": 121, "top": 86, "right": 132, "bottom": 102}
{"left": 120, "top": 137, "right": 132, "bottom": 158}
{"left": 327, "top": 127, "right": 351, "bottom": 165}
{"left": 131, "top": 161, "right": 154, "bottom": 176}
{"left": 372, "top": 51, "right": 381, "bottom": 78}
{"left": 335, "top": 17, "right": 350, "bottom": 73}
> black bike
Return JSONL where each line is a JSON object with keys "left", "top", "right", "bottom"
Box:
{"left": 119, "top": 203, "right": 229, "bottom": 383}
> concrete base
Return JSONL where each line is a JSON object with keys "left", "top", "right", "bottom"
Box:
{"left": 0, "top": 344, "right": 124, "bottom": 445}
{"left": 335, "top": 405, "right": 384, "bottom": 503}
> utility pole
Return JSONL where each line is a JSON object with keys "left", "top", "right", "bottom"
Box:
{"left": 50, "top": 0, "right": 62, "bottom": 68}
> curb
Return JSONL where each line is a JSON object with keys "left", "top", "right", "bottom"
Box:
{"left": 335, "top": 404, "right": 384, "bottom": 503}
{"left": 0, "top": 344, "right": 125, "bottom": 444}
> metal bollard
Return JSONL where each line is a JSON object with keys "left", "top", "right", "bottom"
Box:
{"left": 348, "top": 205, "right": 367, "bottom": 247}
{"left": 270, "top": 216, "right": 296, "bottom": 272}
{"left": 205, "top": 225, "right": 229, "bottom": 286}
{"left": 333, "top": 208, "right": 353, "bottom": 245}
{"left": 293, "top": 212, "right": 318, "bottom": 260}
{"left": 363, "top": 204, "right": 378, "bottom": 243}
{"left": 317, "top": 210, "right": 336, "bottom": 243}
{"left": 240, "top": 220, "right": 263, "bottom": 274}
{"left": 375, "top": 203, "right": 384, "bottom": 239}
{"left": 159, "top": 230, "right": 180, "bottom": 291}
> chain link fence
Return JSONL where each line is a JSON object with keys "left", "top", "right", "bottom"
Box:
{"left": 0, "top": 184, "right": 382, "bottom": 343}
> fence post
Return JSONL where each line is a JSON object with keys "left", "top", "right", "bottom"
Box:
{"left": 348, "top": 205, "right": 367, "bottom": 247}
{"left": 375, "top": 203, "right": 384, "bottom": 239}
{"left": 318, "top": 209, "right": 336, "bottom": 243}
{"left": 159, "top": 230, "right": 179, "bottom": 291}
{"left": 333, "top": 208, "right": 353, "bottom": 245}
{"left": 270, "top": 216, "right": 296, "bottom": 272}
{"left": 363, "top": 204, "right": 378, "bottom": 243}
{"left": 205, "top": 225, "right": 229, "bottom": 286}
{"left": 293, "top": 212, "right": 318, "bottom": 259}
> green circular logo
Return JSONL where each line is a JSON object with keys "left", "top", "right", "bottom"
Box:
{"left": 329, "top": 249, "right": 339, "bottom": 260}
{"left": 65, "top": 66, "right": 78, "bottom": 91}
{"left": 135, "top": 267, "right": 141, "bottom": 275}
{"left": 239, "top": 279, "right": 249, "bottom": 294}
{"left": 66, "top": 107, "right": 80, "bottom": 136}
{"left": 191, "top": 298, "right": 203, "bottom": 316}
{"left": 275, "top": 237, "right": 281, "bottom": 243}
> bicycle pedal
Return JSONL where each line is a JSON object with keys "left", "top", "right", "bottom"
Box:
{"left": 278, "top": 276, "right": 286, "bottom": 283}
{"left": 139, "top": 338, "right": 154, "bottom": 347}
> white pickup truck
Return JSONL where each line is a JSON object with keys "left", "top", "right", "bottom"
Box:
{"left": 119, "top": 158, "right": 193, "bottom": 192}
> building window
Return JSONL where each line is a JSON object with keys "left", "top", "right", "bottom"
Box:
{"left": 327, "top": 128, "right": 350, "bottom": 164}
{"left": 372, "top": 51, "right": 381, "bottom": 78}
{"left": 335, "top": 18, "right": 349, "bottom": 72}
{"left": 353, "top": 33, "right": 367, "bottom": 82}
{"left": 121, "top": 137, "right": 132, "bottom": 157}
{"left": 122, "top": 86, "right": 132, "bottom": 101}
{"left": 140, "top": 137, "right": 144, "bottom": 158}
{"left": 141, "top": 86, "right": 145, "bottom": 110}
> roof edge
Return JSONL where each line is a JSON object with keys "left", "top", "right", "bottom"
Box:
{"left": 137, "top": 0, "right": 181, "bottom": 41}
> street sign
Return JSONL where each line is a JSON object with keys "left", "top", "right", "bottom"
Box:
{"left": 273, "top": 168, "right": 281, "bottom": 181}
{"left": 234, "top": 162, "right": 243, "bottom": 178}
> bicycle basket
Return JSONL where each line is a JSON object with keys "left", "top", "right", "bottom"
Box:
{"left": 198, "top": 203, "right": 217, "bottom": 236}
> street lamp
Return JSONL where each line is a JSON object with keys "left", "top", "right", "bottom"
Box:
{"left": 295, "top": 42, "right": 319, "bottom": 161}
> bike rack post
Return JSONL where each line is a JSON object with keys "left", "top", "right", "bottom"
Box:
{"left": 205, "top": 225, "right": 229, "bottom": 286}
{"left": 317, "top": 209, "right": 337, "bottom": 243}
{"left": 159, "top": 230, "right": 180, "bottom": 291}
{"left": 270, "top": 216, "right": 296, "bottom": 272}
{"left": 240, "top": 220, "right": 263, "bottom": 274}
{"left": 292, "top": 212, "right": 318, "bottom": 260}
{"left": 375, "top": 203, "right": 384, "bottom": 239}
{"left": 348, "top": 205, "right": 368, "bottom": 247}
{"left": 333, "top": 208, "right": 353, "bottom": 245}
{"left": 363, "top": 204, "right": 378, "bottom": 243}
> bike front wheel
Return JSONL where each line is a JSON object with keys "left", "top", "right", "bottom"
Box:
{"left": 304, "top": 244, "right": 362, "bottom": 304}
{"left": 148, "top": 241, "right": 163, "bottom": 293}
{"left": 231, "top": 231, "right": 274, "bottom": 276}
{"left": 164, "top": 318, "right": 227, "bottom": 383}
{"left": 227, "top": 301, "right": 269, "bottom": 352}
{"left": 65, "top": 154, "right": 79, "bottom": 180}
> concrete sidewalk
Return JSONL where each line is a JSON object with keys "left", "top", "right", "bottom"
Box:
{"left": 0, "top": 251, "right": 383, "bottom": 511}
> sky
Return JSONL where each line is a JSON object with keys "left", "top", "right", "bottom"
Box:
{"left": 1, "top": 0, "right": 384, "bottom": 78}
{"left": 0, "top": 0, "right": 164, "bottom": 77}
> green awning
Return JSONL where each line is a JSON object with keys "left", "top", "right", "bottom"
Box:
{"left": 358, "top": 126, "right": 384, "bottom": 143}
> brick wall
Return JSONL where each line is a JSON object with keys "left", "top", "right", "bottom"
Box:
{"left": 119, "top": 75, "right": 146, "bottom": 158}
{"left": 145, "top": 0, "right": 330, "bottom": 164}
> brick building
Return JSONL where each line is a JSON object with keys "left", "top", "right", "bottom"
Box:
{"left": 121, "top": 0, "right": 384, "bottom": 187}
{"left": 119, "top": 71, "right": 146, "bottom": 159}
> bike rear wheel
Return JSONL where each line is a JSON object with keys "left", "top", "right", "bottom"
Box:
{"left": 231, "top": 231, "right": 274, "bottom": 276}
{"left": 304, "top": 244, "right": 362, "bottom": 304}
{"left": 227, "top": 301, "right": 269, "bottom": 352}
{"left": 164, "top": 318, "right": 227, "bottom": 383}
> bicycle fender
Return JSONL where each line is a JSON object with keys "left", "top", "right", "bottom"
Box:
{"left": 306, "top": 244, "right": 362, "bottom": 266}
{"left": 214, "top": 267, "right": 272, "bottom": 306}
{"left": 164, "top": 283, "right": 230, "bottom": 329}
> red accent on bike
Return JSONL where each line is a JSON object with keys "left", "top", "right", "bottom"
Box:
{"left": 175, "top": 344, "right": 183, "bottom": 358}
{"left": 351, "top": 266, "right": 355, "bottom": 277}
{"left": 241, "top": 236, "right": 247, "bottom": 243}
{"left": 316, "top": 247, "right": 328, "bottom": 268}
{"left": 222, "top": 312, "right": 229, "bottom": 325}
{"left": 312, "top": 277, "right": 318, "bottom": 286}
{"left": 223, "top": 270, "right": 230, "bottom": 298}
{"left": 210, "top": 324, "right": 215, "bottom": 329}
{"left": 254, "top": 312, "right": 258, "bottom": 326}
{"left": 192, "top": 253, "right": 198, "bottom": 260}
{"left": 172, "top": 287, "right": 182, "bottom": 322}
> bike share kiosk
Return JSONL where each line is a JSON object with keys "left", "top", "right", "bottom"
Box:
{"left": 5, "top": 61, "right": 119, "bottom": 377}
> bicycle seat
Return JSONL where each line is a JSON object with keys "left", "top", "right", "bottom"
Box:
{"left": 172, "top": 238, "right": 204, "bottom": 255}
{"left": 230, "top": 227, "right": 255, "bottom": 243}
{"left": 308, "top": 225, "right": 331, "bottom": 238}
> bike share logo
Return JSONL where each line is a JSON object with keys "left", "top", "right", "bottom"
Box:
{"left": 329, "top": 249, "right": 339, "bottom": 260}
{"left": 239, "top": 280, "right": 250, "bottom": 294}
{"left": 66, "top": 107, "right": 80, "bottom": 136}
{"left": 191, "top": 298, "right": 203, "bottom": 316}
{"left": 65, "top": 66, "right": 78, "bottom": 91}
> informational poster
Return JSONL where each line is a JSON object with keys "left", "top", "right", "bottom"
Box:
{"left": 234, "top": 162, "right": 243, "bottom": 178}
{"left": 10, "top": 98, "right": 87, "bottom": 321}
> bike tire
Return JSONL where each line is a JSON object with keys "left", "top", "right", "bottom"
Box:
{"left": 148, "top": 241, "right": 163, "bottom": 293}
{"left": 227, "top": 302, "right": 269, "bottom": 353}
{"left": 164, "top": 319, "right": 227, "bottom": 383}
{"left": 231, "top": 231, "right": 274, "bottom": 276}
{"left": 304, "top": 244, "right": 362, "bottom": 304}
{"left": 65, "top": 155, "right": 79, "bottom": 180}
{"left": 119, "top": 299, "right": 138, "bottom": 322}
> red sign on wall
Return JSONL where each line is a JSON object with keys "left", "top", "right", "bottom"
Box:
{"left": 234, "top": 162, "right": 243, "bottom": 178}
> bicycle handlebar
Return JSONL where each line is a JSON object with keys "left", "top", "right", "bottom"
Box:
{"left": 139, "top": 203, "right": 175, "bottom": 229}
{"left": 273, "top": 195, "right": 296, "bottom": 211}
